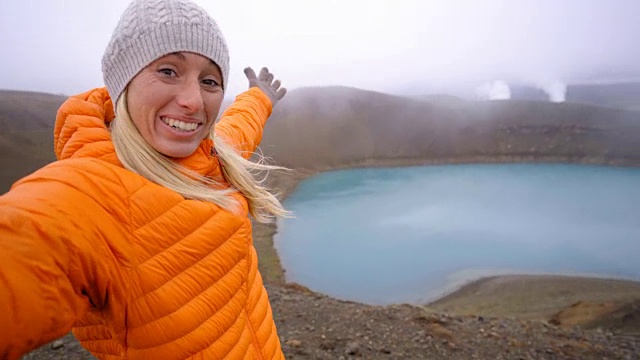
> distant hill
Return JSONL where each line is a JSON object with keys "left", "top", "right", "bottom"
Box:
{"left": 262, "top": 86, "right": 640, "bottom": 170}
{"left": 506, "top": 82, "right": 640, "bottom": 111}
{"left": 567, "top": 82, "right": 640, "bottom": 111}
{"left": 0, "top": 90, "right": 65, "bottom": 192}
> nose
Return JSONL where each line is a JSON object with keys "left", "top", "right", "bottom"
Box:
{"left": 176, "top": 79, "right": 204, "bottom": 114}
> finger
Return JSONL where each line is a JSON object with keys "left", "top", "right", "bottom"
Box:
{"left": 265, "top": 73, "right": 274, "bottom": 84}
{"left": 272, "top": 79, "right": 281, "bottom": 90}
{"left": 258, "top": 67, "right": 269, "bottom": 82}
{"left": 275, "top": 87, "right": 287, "bottom": 100}
{"left": 244, "top": 67, "right": 257, "bottom": 81}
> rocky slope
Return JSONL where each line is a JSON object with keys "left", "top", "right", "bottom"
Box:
{"left": 22, "top": 282, "right": 640, "bottom": 359}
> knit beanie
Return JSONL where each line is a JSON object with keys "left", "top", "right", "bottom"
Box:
{"left": 102, "top": 0, "right": 229, "bottom": 106}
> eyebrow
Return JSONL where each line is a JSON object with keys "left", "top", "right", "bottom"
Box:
{"left": 168, "top": 52, "right": 217, "bottom": 66}
{"left": 168, "top": 52, "right": 186, "bottom": 61}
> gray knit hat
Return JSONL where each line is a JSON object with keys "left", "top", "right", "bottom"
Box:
{"left": 102, "top": 0, "right": 229, "bottom": 105}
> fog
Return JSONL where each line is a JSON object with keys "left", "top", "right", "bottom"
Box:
{"left": 1, "top": 0, "right": 639, "bottom": 98}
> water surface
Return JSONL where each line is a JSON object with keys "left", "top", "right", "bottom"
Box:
{"left": 274, "top": 164, "right": 640, "bottom": 305}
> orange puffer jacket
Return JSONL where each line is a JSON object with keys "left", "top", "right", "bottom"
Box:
{"left": 0, "top": 87, "right": 284, "bottom": 359}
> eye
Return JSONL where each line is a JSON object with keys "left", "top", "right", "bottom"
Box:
{"left": 201, "top": 78, "right": 220, "bottom": 87}
{"left": 158, "top": 68, "right": 177, "bottom": 77}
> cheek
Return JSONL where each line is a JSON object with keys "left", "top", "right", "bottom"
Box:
{"left": 125, "top": 73, "right": 162, "bottom": 130}
{"left": 126, "top": 86, "right": 158, "bottom": 133}
{"left": 130, "top": 109, "right": 148, "bottom": 135}
{"left": 205, "top": 95, "right": 224, "bottom": 121}
{"left": 126, "top": 94, "right": 147, "bottom": 132}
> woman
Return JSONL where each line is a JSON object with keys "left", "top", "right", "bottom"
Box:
{"left": 0, "top": 0, "right": 290, "bottom": 359}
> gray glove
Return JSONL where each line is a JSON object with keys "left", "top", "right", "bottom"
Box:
{"left": 244, "top": 67, "right": 287, "bottom": 107}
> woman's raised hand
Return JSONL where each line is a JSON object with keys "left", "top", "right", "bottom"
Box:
{"left": 244, "top": 67, "right": 287, "bottom": 107}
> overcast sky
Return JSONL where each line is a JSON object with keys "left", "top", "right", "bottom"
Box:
{"left": 1, "top": 0, "right": 639, "bottom": 98}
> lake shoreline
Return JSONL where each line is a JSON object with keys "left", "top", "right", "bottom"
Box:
{"left": 254, "top": 155, "right": 640, "bottom": 320}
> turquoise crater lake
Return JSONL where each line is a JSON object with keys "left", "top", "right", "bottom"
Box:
{"left": 274, "top": 164, "right": 640, "bottom": 305}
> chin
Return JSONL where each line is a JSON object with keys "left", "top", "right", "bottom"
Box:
{"left": 156, "top": 143, "right": 200, "bottom": 159}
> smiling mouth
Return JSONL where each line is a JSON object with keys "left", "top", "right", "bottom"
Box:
{"left": 161, "top": 117, "right": 203, "bottom": 132}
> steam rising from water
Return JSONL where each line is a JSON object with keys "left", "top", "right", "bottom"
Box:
{"left": 539, "top": 81, "right": 567, "bottom": 102}
{"left": 476, "top": 80, "right": 512, "bottom": 100}
{"left": 475, "top": 80, "right": 568, "bottom": 102}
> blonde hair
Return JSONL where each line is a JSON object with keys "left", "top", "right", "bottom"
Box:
{"left": 110, "top": 89, "right": 291, "bottom": 223}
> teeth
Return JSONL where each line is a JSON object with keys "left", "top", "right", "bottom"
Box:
{"left": 163, "top": 117, "right": 199, "bottom": 131}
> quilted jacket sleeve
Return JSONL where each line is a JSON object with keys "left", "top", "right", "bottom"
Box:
{"left": 0, "top": 160, "right": 128, "bottom": 360}
{"left": 214, "top": 87, "right": 273, "bottom": 159}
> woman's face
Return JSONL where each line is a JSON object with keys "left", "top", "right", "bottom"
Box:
{"left": 126, "top": 52, "right": 224, "bottom": 158}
